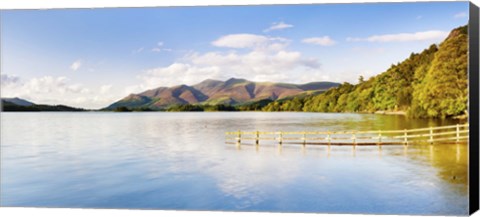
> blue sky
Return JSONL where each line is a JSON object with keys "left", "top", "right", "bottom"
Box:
{"left": 0, "top": 2, "right": 469, "bottom": 108}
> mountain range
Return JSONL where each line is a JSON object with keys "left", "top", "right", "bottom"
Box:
{"left": 105, "top": 78, "right": 339, "bottom": 110}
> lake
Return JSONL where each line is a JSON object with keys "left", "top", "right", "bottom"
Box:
{"left": 0, "top": 112, "right": 468, "bottom": 215}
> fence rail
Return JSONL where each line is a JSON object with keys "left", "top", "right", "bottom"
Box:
{"left": 225, "top": 123, "right": 469, "bottom": 146}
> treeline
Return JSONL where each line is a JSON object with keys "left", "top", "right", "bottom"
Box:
{"left": 112, "top": 100, "right": 277, "bottom": 112}
{"left": 112, "top": 104, "right": 238, "bottom": 112}
{"left": 2, "top": 101, "right": 85, "bottom": 112}
{"left": 167, "top": 104, "right": 237, "bottom": 112}
{"left": 260, "top": 25, "right": 468, "bottom": 119}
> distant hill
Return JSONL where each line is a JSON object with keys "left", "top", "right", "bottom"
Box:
{"left": 105, "top": 78, "right": 339, "bottom": 110}
{"left": 2, "top": 97, "right": 35, "bottom": 106}
{"left": 1, "top": 98, "right": 85, "bottom": 112}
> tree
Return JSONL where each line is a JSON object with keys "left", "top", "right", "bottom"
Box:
{"left": 114, "top": 106, "right": 131, "bottom": 112}
{"left": 358, "top": 75, "right": 365, "bottom": 84}
{"left": 412, "top": 26, "right": 468, "bottom": 118}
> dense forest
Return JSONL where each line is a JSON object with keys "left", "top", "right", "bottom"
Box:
{"left": 259, "top": 25, "right": 468, "bottom": 119}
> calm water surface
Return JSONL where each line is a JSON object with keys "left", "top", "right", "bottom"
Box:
{"left": 0, "top": 112, "right": 468, "bottom": 215}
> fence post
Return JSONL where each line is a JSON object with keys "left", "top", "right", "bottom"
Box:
{"left": 237, "top": 130, "right": 241, "bottom": 144}
{"left": 456, "top": 124, "right": 460, "bottom": 143}
{"left": 378, "top": 130, "right": 382, "bottom": 144}
{"left": 302, "top": 132, "right": 306, "bottom": 145}
{"left": 327, "top": 132, "right": 331, "bottom": 145}
{"left": 255, "top": 131, "right": 259, "bottom": 145}
{"left": 429, "top": 127, "right": 433, "bottom": 144}
{"left": 352, "top": 132, "right": 356, "bottom": 145}
{"left": 403, "top": 129, "right": 408, "bottom": 145}
{"left": 279, "top": 131, "right": 283, "bottom": 145}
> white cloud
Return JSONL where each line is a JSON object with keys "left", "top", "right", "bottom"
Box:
{"left": 212, "top": 34, "right": 268, "bottom": 48}
{"left": 24, "top": 76, "right": 89, "bottom": 94}
{"left": 454, "top": 12, "right": 467, "bottom": 19}
{"left": 263, "top": 21, "right": 293, "bottom": 32}
{"left": 152, "top": 48, "right": 172, "bottom": 52}
{"left": 70, "top": 59, "right": 82, "bottom": 71}
{"left": 0, "top": 74, "right": 20, "bottom": 85}
{"left": 416, "top": 15, "right": 423, "bottom": 20}
{"left": 100, "top": 84, "right": 112, "bottom": 94}
{"left": 1, "top": 75, "right": 88, "bottom": 101}
{"left": 132, "top": 63, "right": 221, "bottom": 89}
{"left": 151, "top": 47, "right": 162, "bottom": 52}
{"left": 302, "top": 36, "right": 337, "bottom": 46}
{"left": 211, "top": 34, "right": 289, "bottom": 51}
{"left": 346, "top": 30, "right": 449, "bottom": 43}
{"left": 1, "top": 74, "right": 124, "bottom": 109}
{"left": 151, "top": 41, "right": 172, "bottom": 52}
{"left": 125, "top": 33, "right": 325, "bottom": 92}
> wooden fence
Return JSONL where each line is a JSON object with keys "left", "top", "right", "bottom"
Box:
{"left": 225, "top": 123, "right": 469, "bottom": 146}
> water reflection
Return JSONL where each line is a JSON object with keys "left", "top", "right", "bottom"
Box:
{"left": 407, "top": 143, "right": 468, "bottom": 194}
{"left": 233, "top": 141, "right": 468, "bottom": 195}
{"left": 1, "top": 112, "right": 468, "bottom": 215}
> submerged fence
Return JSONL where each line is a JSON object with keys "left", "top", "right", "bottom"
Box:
{"left": 225, "top": 123, "right": 469, "bottom": 146}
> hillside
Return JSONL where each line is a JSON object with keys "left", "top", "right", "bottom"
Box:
{"left": 2, "top": 97, "right": 35, "bottom": 106}
{"left": 1, "top": 98, "right": 85, "bottom": 112}
{"left": 105, "top": 78, "right": 339, "bottom": 110}
{"left": 263, "top": 25, "right": 468, "bottom": 118}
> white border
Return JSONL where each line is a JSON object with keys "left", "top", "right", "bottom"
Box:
{"left": 0, "top": 0, "right": 479, "bottom": 217}
{"left": 0, "top": 0, "right": 470, "bottom": 10}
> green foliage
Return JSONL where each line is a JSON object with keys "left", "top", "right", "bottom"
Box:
{"left": 260, "top": 25, "right": 467, "bottom": 119}
{"left": 262, "top": 97, "right": 305, "bottom": 111}
{"left": 205, "top": 104, "right": 237, "bottom": 111}
{"left": 358, "top": 76, "right": 364, "bottom": 83}
{"left": 167, "top": 104, "right": 237, "bottom": 112}
{"left": 167, "top": 104, "right": 204, "bottom": 111}
{"left": 236, "top": 99, "right": 274, "bottom": 111}
{"left": 114, "top": 106, "right": 132, "bottom": 112}
{"left": 2, "top": 101, "right": 86, "bottom": 112}
{"left": 411, "top": 26, "right": 468, "bottom": 118}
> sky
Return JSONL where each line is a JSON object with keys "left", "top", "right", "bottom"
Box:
{"left": 0, "top": 2, "right": 469, "bottom": 109}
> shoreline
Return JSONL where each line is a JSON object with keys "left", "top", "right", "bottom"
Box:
{"left": 373, "top": 110, "right": 407, "bottom": 115}
{"left": 1, "top": 109, "right": 469, "bottom": 121}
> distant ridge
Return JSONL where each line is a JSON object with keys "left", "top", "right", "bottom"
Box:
{"left": 2, "top": 97, "right": 35, "bottom": 106}
{"left": 1, "top": 97, "right": 85, "bottom": 112}
{"left": 106, "top": 78, "right": 340, "bottom": 110}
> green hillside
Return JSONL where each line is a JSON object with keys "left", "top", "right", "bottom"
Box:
{"left": 262, "top": 25, "right": 468, "bottom": 119}
{"left": 1, "top": 99, "right": 85, "bottom": 112}
{"left": 105, "top": 78, "right": 339, "bottom": 110}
